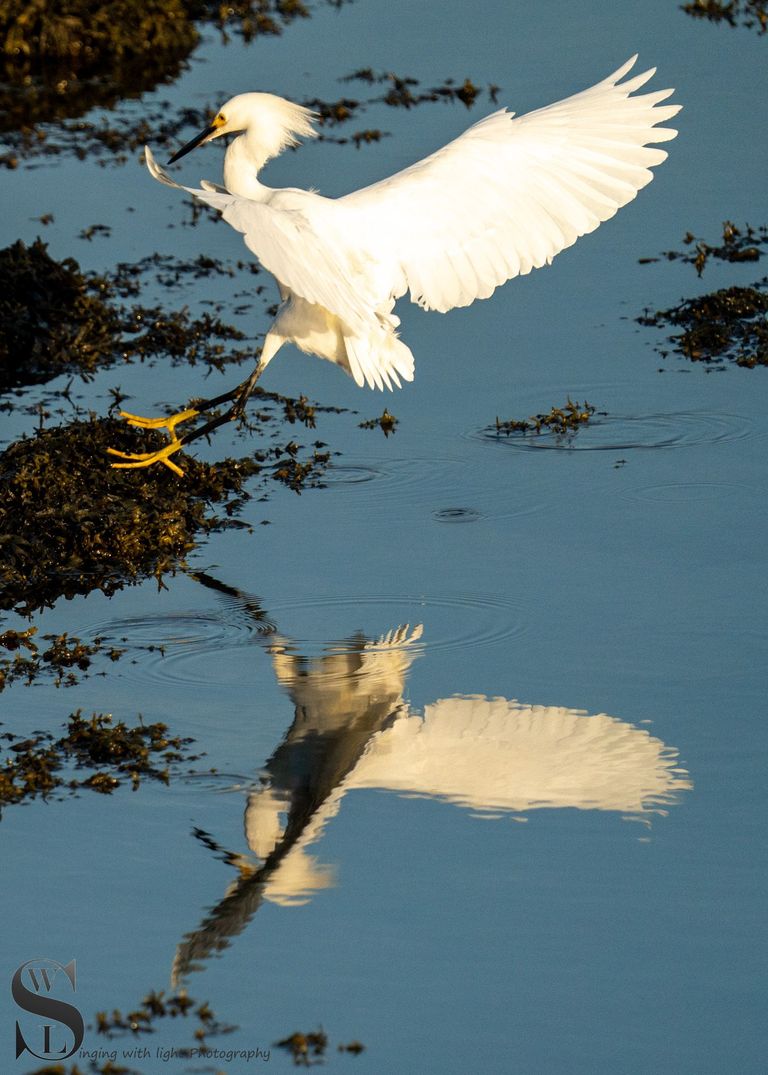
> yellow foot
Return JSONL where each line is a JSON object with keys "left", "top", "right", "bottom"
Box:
{"left": 118, "top": 407, "right": 199, "bottom": 437}
{"left": 107, "top": 440, "right": 186, "bottom": 478}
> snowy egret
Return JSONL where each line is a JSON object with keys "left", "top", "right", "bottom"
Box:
{"left": 109, "top": 56, "right": 680, "bottom": 475}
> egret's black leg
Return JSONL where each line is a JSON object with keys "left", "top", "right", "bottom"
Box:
{"left": 231, "top": 359, "right": 265, "bottom": 418}
{"left": 177, "top": 359, "right": 264, "bottom": 448}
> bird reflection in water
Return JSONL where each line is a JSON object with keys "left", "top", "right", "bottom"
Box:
{"left": 172, "top": 575, "right": 691, "bottom": 984}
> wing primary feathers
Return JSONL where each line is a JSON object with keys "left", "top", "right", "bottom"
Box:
{"left": 341, "top": 56, "right": 681, "bottom": 314}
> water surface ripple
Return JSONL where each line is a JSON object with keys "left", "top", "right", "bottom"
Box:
{"left": 87, "top": 591, "right": 528, "bottom": 687}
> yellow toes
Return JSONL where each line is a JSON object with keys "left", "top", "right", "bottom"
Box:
{"left": 107, "top": 441, "right": 186, "bottom": 478}
{"left": 118, "top": 408, "right": 199, "bottom": 435}
{"left": 109, "top": 408, "right": 199, "bottom": 476}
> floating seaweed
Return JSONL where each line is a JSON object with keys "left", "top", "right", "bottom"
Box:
{"left": 276, "top": 1029, "right": 329, "bottom": 1066}
{"left": 303, "top": 95, "right": 363, "bottom": 125}
{"left": 23, "top": 989, "right": 240, "bottom": 1074}
{"left": 275, "top": 1027, "right": 366, "bottom": 1065}
{"left": 3, "top": 64, "right": 496, "bottom": 167}
{"left": 191, "top": 0, "right": 311, "bottom": 41}
{"left": 109, "top": 252, "right": 261, "bottom": 296}
{"left": 339, "top": 1040, "right": 366, "bottom": 1055}
{"left": 492, "top": 399, "right": 598, "bottom": 437}
{"left": 639, "top": 221, "right": 768, "bottom": 276}
{"left": 681, "top": 0, "right": 768, "bottom": 34}
{"left": 637, "top": 281, "right": 768, "bottom": 368}
{"left": 0, "top": 628, "right": 124, "bottom": 692}
{"left": 342, "top": 68, "right": 495, "bottom": 109}
{"left": 94, "top": 988, "right": 235, "bottom": 1042}
{"left": 359, "top": 408, "right": 398, "bottom": 436}
{"left": 0, "top": 710, "right": 199, "bottom": 813}
{"left": 0, "top": 102, "right": 213, "bottom": 169}
{"left": 122, "top": 305, "right": 251, "bottom": 370}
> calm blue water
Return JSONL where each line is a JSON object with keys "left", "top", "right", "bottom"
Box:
{"left": 2, "top": 2, "right": 767, "bottom": 1072}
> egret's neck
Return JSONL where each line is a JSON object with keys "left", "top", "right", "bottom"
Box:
{"left": 223, "top": 133, "right": 273, "bottom": 201}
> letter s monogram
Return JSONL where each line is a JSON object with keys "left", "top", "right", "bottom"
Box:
{"left": 12, "top": 959, "right": 84, "bottom": 1060}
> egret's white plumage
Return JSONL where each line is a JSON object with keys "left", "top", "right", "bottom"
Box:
{"left": 111, "top": 57, "right": 680, "bottom": 474}
{"left": 147, "top": 57, "right": 679, "bottom": 393}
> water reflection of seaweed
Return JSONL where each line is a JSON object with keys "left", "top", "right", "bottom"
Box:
{"left": 171, "top": 573, "right": 691, "bottom": 984}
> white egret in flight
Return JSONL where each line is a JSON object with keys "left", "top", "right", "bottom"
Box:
{"left": 109, "top": 56, "right": 680, "bottom": 475}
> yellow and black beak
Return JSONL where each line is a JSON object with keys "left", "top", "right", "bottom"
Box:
{"left": 167, "top": 116, "right": 224, "bottom": 165}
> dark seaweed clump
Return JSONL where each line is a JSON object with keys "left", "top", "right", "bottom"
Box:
{"left": 0, "top": 238, "right": 258, "bottom": 393}
{"left": 0, "top": 238, "right": 121, "bottom": 392}
{"left": 0, "top": 627, "right": 123, "bottom": 692}
{"left": 492, "top": 399, "right": 598, "bottom": 436}
{"left": 358, "top": 408, "right": 398, "bottom": 436}
{"left": 682, "top": 0, "right": 768, "bottom": 33}
{"left": 276, "top": 1028, "right": 365, "bottom": 1065}
{"left": 24, "top": 990, "right": 237, "bottom": 1075}
{"left": 342, "top": 68, "right": 499, "bottom": 109}
{"left": 0, "top": 417, "right": 261, "bottom": 614}
{"left": 640, "top": 221, "right": 768, "bottom": 276}
{"left": 94, "top": 988, "right": 234, "bottom": 1041}
{"left": 0, "top": 415, "right": 334, "bottom": 614}
{"left": 277, "top": 1029, "right": 329, "bottom": 1066}
{"left": 637, "top": 282, "right": 768, "bottom": 367}
{"left": 0, "top": 710, "right": 198, "bottom": 813}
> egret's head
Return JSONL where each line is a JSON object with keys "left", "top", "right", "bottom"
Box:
{"left": 168, "top": 92, "right": 318, "bottom": 166}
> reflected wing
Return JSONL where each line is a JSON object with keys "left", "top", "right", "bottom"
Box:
{"left": 145, "top": 147, "right": 378, "bottom": 336}
{"left": 342, "top": 56, "right": 681, "bottom": 312}
{"left": 346, "top": 695, "right": 692, "bottom": 814}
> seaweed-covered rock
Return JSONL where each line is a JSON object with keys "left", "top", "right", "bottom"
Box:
{"left": 0, "top": 413, "right": 334, "bottom": 614}
{"left": 0, "top": 239, "right": 259, "bottom": 390}
{"left": 0, "top": 417, "right": 260, "bottom": 614}
{"left": 0, "top": 239, "right": 120, "bottom": 390}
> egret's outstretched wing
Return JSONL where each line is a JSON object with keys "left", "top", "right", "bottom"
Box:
{"left": 342, "top": 56, "right": 681, "bottom": 313}
{"left": 145, "top": 147, "right": 378, "bottom": 336}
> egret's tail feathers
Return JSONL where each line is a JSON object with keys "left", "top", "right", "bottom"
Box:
{"left": 345, "top": 332, "right": 415, "bottom": 391}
